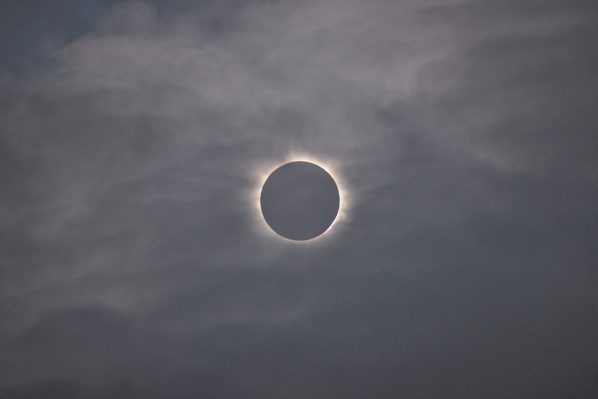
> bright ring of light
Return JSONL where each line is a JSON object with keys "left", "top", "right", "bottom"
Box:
{"left": 251, "top": 152, "right": 350, "bottom": 243}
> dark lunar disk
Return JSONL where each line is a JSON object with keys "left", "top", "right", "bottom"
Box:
{"left": 260, "top": 161, "right": 340, "bottom": 241}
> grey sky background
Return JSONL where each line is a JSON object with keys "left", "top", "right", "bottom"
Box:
{"left": 1, "top": 0, "right": 597, "bottom": 397}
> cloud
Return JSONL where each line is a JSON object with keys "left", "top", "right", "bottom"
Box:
{"left": 1, "top": 0, "right": 597, "bottom": 397}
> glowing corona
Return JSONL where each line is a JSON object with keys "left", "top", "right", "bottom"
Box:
{"left": 251, "top": 151, "right": 350, "bottom": 243}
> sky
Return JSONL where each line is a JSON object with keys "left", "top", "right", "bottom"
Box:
{"left": 1, "top": 0, "right": 597, "bottom": 397}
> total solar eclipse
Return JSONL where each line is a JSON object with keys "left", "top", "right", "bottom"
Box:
{"left": 260, "top": 161, "right": 340, "bottom": 241}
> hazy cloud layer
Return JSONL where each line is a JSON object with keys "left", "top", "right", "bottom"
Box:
{"left": 1, "top": 1, "right": 597, "bottom": 397}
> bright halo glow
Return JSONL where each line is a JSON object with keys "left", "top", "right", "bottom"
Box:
{"left": 251, "top": 151, "right": 351, "bottom": 243}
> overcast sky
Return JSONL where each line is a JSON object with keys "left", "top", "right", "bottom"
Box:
{"left": 1, "top": 0, "right": 597, "bottom": 398}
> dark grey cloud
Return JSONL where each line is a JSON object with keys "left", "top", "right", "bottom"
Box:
{"left": 1, "top": 0, "right": 597, "bottom": 398}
